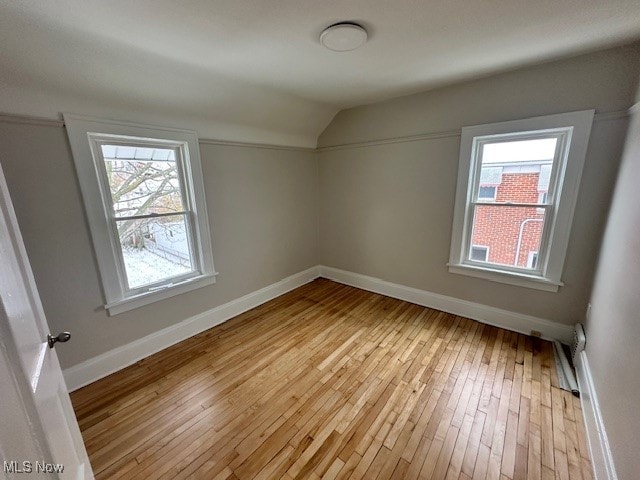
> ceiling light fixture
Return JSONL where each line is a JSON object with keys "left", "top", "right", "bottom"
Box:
{"left": 320, "top": 22, "right": 368, "bottom": 52}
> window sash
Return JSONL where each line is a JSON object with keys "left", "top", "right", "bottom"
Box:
{"left": 91, "top": 137, "right": 204, "bottom": 295}
{"left": 461, "top": 130, "right": 569, "bottom": 279}
{"left": 448, "top": 110, "right": 594, "bottom": 292}
{"left": 112, "top": 212, "right": 200, "bottom": 293}
{"left": 470, "top": 131, "right": 568, "bottom": 206}
{"left": 64, "top": 114, "right": 217, "bottom": 314}
{"left": 463, "top": 203, "right": 551, "bottom": 275}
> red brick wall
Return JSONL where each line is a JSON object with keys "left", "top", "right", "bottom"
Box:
{"left": 471, "top": 172, "right": 544, "bottom": 268}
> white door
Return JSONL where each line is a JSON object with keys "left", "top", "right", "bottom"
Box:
{"left": 0, "top": 163, "right": 93, "bottom": 479}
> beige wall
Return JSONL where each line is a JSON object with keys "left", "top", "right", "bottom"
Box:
{"left": 318, "top": 44, "right": 640, "bottom": 325}
{"left": 319, "top": 45, "right": 640, "bottom": 147}
{"left": 584, "top": 102, "right": 640, "bottom": 480}
{"left": 1, "top": 43, "right": 638, "bottom": 372}
{"left": 0, "top": 122, "right": 319, "bottom": 368}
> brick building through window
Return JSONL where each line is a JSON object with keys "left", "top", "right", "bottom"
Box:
{"left": 450, "top": 111, "right": 594, "bottom": 290}
{"left": 471, "top": 160, "right": 551, "bottom": 269}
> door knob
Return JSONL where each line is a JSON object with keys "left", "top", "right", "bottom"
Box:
{"left": 48, "top": 332, "right": 71, "bottom": 349}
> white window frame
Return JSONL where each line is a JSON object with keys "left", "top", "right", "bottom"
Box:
{"left": 64, "top": 114, "right": 216, "bottom": 314}
{"left": 448, "top": 110, "right": 594, "bottom": 292}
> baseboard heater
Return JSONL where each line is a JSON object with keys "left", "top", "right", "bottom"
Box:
{"left": 553, "top": 323, "right": 586, "bottom": 397}
{"left": 553, "top": 340, "right": 579, "bottom": 396}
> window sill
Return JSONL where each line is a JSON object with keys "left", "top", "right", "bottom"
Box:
{"left": 447, "top": 263, "right": 562, "bottom": 292}
{"left": 104, "top": 272, "right": 218, "bottom": 315}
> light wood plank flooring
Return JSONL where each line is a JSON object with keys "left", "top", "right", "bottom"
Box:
{"left": 71, "top": 279, "right": 592, "bottom": 480}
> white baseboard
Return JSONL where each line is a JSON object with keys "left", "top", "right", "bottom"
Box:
{"left": 318, "top": 266, "right": 573, "bottom": 343}
{"left": 575, "top": 350, "right": 618, "bottom": 480}
{"left": 65, "top": 264, "right": 575, "bottom": 391}
{"left": 63, "top": 266, "right": 320, "bottom": 391}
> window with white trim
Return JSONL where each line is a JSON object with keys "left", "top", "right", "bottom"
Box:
{"left": 448, "top": 110, "right": 594, "bottom": 292}
{"left": 64, "top": 115, "right": 216, "bottom": 314}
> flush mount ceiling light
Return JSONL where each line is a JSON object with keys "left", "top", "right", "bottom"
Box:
{"left": 320, "top": 22, "right": 368, "bottom": 52}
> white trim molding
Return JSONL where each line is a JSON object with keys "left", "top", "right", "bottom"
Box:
{"left": 319, "top": 266, "right": 573, "bottom": 342}
{"left": 0, "top": 112, "right": 314, "bottom": 152}
{"left": 575, "top": 350, "right": 619, "bottom": 480}
{"left": 448, "top": 110, "right": 595, "bottom": 292}
{"left": 316, "top": 129, "right": 461, "bottom": 152}
{"left": 63, "top": 266, "right": 320, "bottom": 391}
{"left": 198, "top": 137, "right": 315, "bottom": 152}
{"left": 64, "top": 114, "right": 218, "bottom": 315}
{"left": 65, "top": 264, "right": 576, "bottom": 391}
{"left": 0, "top": 109, "right": 630, "bottom": 152}
{"left": 0, "top": 112, "right": 65, "bottom": 127}
{"left": 316, "top": 109, "right": 628, "bottom": 152}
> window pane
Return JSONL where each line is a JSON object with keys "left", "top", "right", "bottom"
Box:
{"left": 101, "top": 145, "right": 185, "bottom": 218}
{"left": 116, "top": 215, "right": 194, "bottom": 289}
{"left": 482, "top": 138, "right": 557, "bottom": 163}
{"left": 478, "top": 138, "right": 556, "bottom": 204}
{"left": 470, "top": 205, "right": 546, "bottom": 269}
{"left": 478, "top": 186, "right": 496, "bottom": 200}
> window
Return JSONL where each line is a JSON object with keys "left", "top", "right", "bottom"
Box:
{"left": 470, "top": 245, "right": 489, "bottom": 262}
{"left": 448, "top": 110, "right": 594, "bottom": 291}
{"left": 537, "top": 191, "right": 548, "bottom": 204}
{"left": 64, "top": 115, "right": 216, "bottom": 314}
{"left": 536, "top": 190, "right": 549, "bottom": 214}
{"left": 478, "top": 186, "right": 497, "bottom": 201}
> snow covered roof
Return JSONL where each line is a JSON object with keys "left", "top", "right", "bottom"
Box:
{"left": 101, "top": 145, "right": 176, "bottom": 161}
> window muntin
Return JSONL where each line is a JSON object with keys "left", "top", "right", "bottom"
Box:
{"left": 448, "top": 110, "right": 595, "bottom": 291}
{"left": 64, "top": 114, "right": 216, "bottom": 314}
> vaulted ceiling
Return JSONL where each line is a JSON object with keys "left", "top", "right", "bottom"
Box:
{"left": 1, "top": 0, "right": 639, "bottom": 147}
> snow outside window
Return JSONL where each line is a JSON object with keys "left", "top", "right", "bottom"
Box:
{"left": 64, "top": 115, "right": 216, "bottom": 314}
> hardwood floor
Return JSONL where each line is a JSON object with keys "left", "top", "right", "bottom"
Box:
{"left": 71, "top": 279, "right": 592, "bottom": 480}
